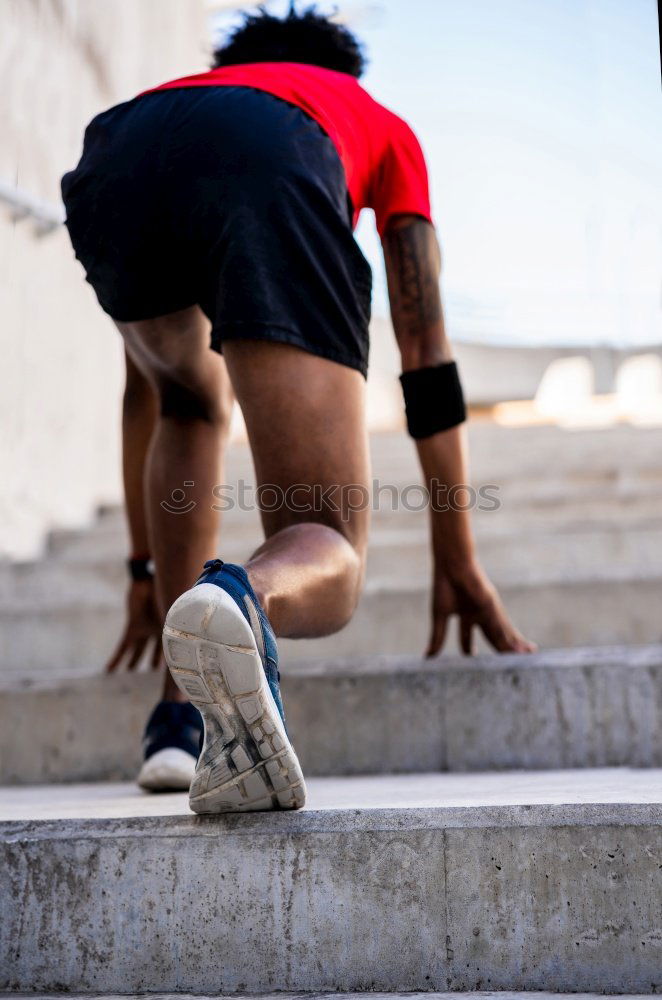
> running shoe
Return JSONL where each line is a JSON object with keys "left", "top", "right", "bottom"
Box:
{"left": 162, "top": 559, "right": 306, "bottom": 812}
{"left": 137, "top": 700, "right": 202, "bottom": 791}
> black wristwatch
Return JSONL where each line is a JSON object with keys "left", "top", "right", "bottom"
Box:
{"left": 127, "top": 556, "right": 155, "bottom": 581}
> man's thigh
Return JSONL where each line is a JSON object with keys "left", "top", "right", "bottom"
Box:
{"left": 222, "top": 341, "right": 371, "bottom": 556}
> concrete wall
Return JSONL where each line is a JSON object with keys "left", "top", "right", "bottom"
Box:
{"left": 0, "top": 0, "right": 207, "bottom": 559}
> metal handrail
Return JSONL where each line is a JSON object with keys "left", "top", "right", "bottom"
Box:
{"left": 0, "top": 179, "right": 65, "bottom": 237}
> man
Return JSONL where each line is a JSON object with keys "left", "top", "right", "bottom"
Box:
{"left": 62, "top": 5, "right": 535, "bottom": 813}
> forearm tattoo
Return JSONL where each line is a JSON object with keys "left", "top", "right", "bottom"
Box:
{"left": 384, "top": 221, "right": 442, "bottom": 334}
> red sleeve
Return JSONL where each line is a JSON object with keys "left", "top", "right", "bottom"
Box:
{"left": 370, "top": 115, "right": 433, "bottom": 238}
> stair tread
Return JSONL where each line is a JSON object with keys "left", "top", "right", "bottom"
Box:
{"left": 13, "top": 994, "right": 658, "bottom": 1000}
{"left": 2, "top": 768, "right": 661, "bottom": 826}
{"left": 2, "top": 641, "right": 661, "bottom": 687}
{"left": 4, "top": 568, "right": 662, "bottom": 615}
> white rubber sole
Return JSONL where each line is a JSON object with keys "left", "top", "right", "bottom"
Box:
{"left": 137, "top": 747, "right": 196, "bottom": 792}
{"left": 162, "top": 583, "right": 306, "bottom": 813}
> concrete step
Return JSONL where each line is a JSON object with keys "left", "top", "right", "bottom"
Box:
{"left": 42, "top": 488, "right": 662, "bottom": 564}
{"left": 368, "top": 424, "right": 662, "bottom": 483}
{"left": 4, "top": 523, "right": 662, "bottom": 601}
{"left": 2, "top": 645, "right": 661, "bottom": 785}
{"left": 12, "top": 995, "right": 655, "bottom": 1000}
{"left": 3, "top": 572, "right": 662, "bottom": 678}
{"left": 11, "top": 996, "right": 656, "bottom": 1000}
{"left": 294, "top": 570, "right": 662, "bottom": 660}
{"left": 88, "top": 467, "right": 662, "bottom": 535}
{"left": 88, "top": 421, "right": 662, "bottom": 490}
{"left": 2, "top": 770, "right": 660, "bottom": 993}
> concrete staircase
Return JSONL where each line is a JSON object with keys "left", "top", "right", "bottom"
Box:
{"left": 3, "top": 425, "right": 662, "bottom": 677}
{"left": 1, "top": 423, "right": 662, "bottom": 993}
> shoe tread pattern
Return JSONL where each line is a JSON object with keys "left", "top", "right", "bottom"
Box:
{"left": 163, "top": 589, "right": 305, "bottom": 813}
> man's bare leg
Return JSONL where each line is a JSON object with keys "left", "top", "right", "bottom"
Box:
{"left": 117, "top": 306, "right": 233, "bottom": 701}
{"left": 222, "top": 339, "right": 371, "bottom": 639}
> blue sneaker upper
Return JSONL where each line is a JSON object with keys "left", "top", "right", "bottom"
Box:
{"left": 195, "top": 560, "right": 286, "bottom": 725}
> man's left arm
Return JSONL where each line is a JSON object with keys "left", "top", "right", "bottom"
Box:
{"left": 382, "top": 215, "right": 536, "bottom": 656}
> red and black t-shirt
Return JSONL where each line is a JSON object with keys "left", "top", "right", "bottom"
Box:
{"left": 141, "top": 62, "right": 432, "bottom": 237}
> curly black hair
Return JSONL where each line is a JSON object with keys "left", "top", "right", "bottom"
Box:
{"left": 211, "top": 5, "right": 366, "bottom": 78}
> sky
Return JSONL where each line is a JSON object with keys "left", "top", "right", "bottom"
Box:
{"left": 214, "top": 0, "right": 662, "bottom": 347}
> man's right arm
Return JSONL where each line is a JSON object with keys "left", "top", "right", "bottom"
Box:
{"left": 105, "top": 348, "right": 162, "bottom": 672}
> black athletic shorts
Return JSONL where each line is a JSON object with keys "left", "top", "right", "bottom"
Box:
{"left": 61, "top": 86, "right": 373, "bottom": 375}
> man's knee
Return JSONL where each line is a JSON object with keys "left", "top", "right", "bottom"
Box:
{"left": 253, "top": 519, "right": 365, "bottom": 635}
{"left": 303, "top": 519, "right": 366, "bottom": 621}
{"left": 157, "top": 376, "right": 231, "bottom": 427}
{"left": 321, "top": 508, "right": 368, "bottom": 594}
{"left": 321, "top": 530, "right": 364, "bottom": 632}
